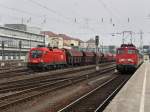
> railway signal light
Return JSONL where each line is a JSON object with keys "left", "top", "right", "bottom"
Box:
{"left": 95, "top": 35, "right": 99, "bottom": 46}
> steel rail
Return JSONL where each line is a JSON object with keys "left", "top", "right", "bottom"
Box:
{"left": 94, "top": 76, "right": 130, "bottom": 112}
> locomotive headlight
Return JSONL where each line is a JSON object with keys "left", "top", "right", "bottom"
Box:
{"left": 127, "top": 59, "right": 134, "bottom": 62}
{"left": 119, "top": 59, "right": 125, "bottom": 62}
{"left": 40, "top": 59, "right": 43, "bottom": 62}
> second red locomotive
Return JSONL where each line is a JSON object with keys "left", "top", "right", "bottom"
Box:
{"left": 116, "top": 44, "right": 143, "bottom": 72}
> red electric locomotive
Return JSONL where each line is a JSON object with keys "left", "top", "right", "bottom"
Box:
{"left": 116, "top": 44, "right": 143, "bottom": 72}
{"left": 27, "top": 46, "right": 67, "bottom": 70}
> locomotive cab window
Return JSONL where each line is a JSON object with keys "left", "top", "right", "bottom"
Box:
{"left": 128, "top": 50, "right": 136, "bottom": 54}
{"left": 117, "top": 49, "right": 125, "bottom": 54}
{"left": 43, "top": 51, "right": 48, "bottom": 55}
{"left": 31, "top": 50, "right": 43, "bottom": 58}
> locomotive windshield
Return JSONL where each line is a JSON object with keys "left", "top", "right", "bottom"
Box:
{"left": 117, "top": 49, "right": 125, "bottom": 54}
{"left": 128, "top": 50, "right": 136, "bottom": 54}
{"left": 117, "top": 49, "right": 136, "bottom": 54}
{"left": 31, "top": 50, "right": 43, "bottom": 58}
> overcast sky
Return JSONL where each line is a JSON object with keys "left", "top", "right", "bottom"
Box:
{"left": 0, "top": 0, "right": 150, "bottom": 46}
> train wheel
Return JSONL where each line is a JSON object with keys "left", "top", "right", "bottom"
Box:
{"left": 47, "top": 65, "right": 51, "bottom": 70}
{"left": 60, "top": 65, "right": 64, "bottom": 69}
{"left": 41, "top": 67, "right": 46, "bottom": 71}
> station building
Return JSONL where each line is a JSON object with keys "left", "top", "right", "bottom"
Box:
{"left": 58, "top": 34, "right": 80, "bottom": 49}
{"left": 0, "top": 24, "right": 45, "bottom": 60}
{"left": 80, "top": 38, "right": 95, "bottom": 51}
{"left": 41, "top": 31, "right": 64, "bottom": 48}
{"left": 41, "top": 31, "right": 80, "bottom": 49}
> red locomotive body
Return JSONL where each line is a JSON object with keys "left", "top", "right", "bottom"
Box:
{"left": 27, "top": 47, "right": 67, "bottom": 69}
{"left": 116, "top": 44, "right": 143, "bottom": 72}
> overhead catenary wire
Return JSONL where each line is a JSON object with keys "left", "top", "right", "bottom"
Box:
{"left": 26, "top": 0, "right": 72, "bottom": 22}
{"left": 0, "top": 3, "right": 40, "bottom": 18}
{"left": 0, "top": 0, "right": 142, "bottom": 39}
{"left": 0, "top": 0, "right": 122, "bottom": 33}
{"left": 96, "top": 0, "right": 121, "bottom": 23}
{"left": 96, "top": 0, "right": 134, "bottom": 31}
{"left": 24, "top": 0, "right": 98, "bottom": 34}
{"left": 0, "top": 3, "right": 79, "bottom": 32}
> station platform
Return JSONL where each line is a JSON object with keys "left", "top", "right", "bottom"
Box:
{"left": 104, "top": 61, "right": 150, "bottom": 112}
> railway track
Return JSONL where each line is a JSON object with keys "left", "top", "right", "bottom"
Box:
{"left": 0, "top": 64, "right": 115, "bottom": 110}
{"left": 0, "top": 62, "right": 114, "bottom": 79}
{"left": 0, "top": 66, "right": 26, "bottom": 73}
{"left": 0, "top": 65, "right": 115, "bottom": 93}
{"left": 0, "top": 68, "right": 34, "bottom": 79}
{"left": 0, "top": 63, "right": 115, "bottom": 91}
{"left": 58, "top": 74, "right": 131, "bottom": 112}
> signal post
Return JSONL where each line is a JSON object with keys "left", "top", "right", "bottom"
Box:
{"left": 95, "top": 35, "right": 100, "bottom": 71}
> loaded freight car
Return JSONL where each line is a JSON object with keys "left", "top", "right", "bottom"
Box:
{"left": 82, "top": 51, "right": 95, "bottom": 64}
{"left": 102, "top": 53, "right": 115, "bottom": 62}
{"left": 64, "top": 49, "right": 83, "bottom": 66}
{"left": 27, "top": 47, "right": 67, "bottom": 70}
{"left": 105, "top": 53, "right": 114, "bottom": 62}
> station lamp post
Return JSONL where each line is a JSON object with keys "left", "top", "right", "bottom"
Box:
{"left": 95, "top": 35, "right": 100, "bottom": 71}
